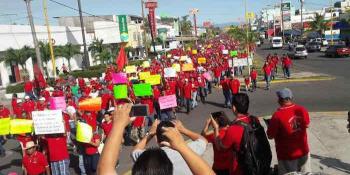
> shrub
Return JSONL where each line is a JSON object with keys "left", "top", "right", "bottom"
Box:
{"left": 6, "top": 82, "right": 24, "bottom": 94}
{"left": 70, "top": 69, "right": 103, "bottom": 78}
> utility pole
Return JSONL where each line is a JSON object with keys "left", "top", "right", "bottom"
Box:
{"left": 190, "top": 9, "right": 199, "bottom": 43}
{"left": 300, "top": 0, "right": 304, "bottom": 37}
{"left": 244, "top": 0, "right": 251, "bottom": 76}
{"left": 24, "top": 0, "right": 43, "bottom": 73}
{"left": 43, "top": 0, "right": 56, "bottom": 78}
{"left": 330, "top": 0, "right": 334, "bottom": 45}
{"left": 77, "top": 0, "right": 90, "bottom": 68}
{"left": 178, "top": 17, "right": 184, "bottom": 50}
{"left": 280, "top": 0, "right": 285, "bottom": 43}
{"left": 141, "top": 0, "right": 148, "bottom": 57}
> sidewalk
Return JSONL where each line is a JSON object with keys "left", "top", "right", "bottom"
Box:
{"left": 202, "top": 111, "right": 350, "bottom": 175}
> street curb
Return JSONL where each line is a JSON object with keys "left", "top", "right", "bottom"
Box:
{"left": 257, "top": 76, "right": 335, "bottom": 84}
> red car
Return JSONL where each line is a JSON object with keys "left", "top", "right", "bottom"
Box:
{"left": 325, "top": 45, "right": 350, "bottom": 57}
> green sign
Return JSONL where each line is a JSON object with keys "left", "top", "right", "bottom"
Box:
{"left": 281, "top": 2, "right": 291, "bottom": 11}
{"left": 71, "top": 85, "right": 79, "bottom": 96}
{"left": 118, "top": 15, "right": 129, "bottom": 42}
{"left": 230, "top": 50, "right": 238, "bottom": 57}
{"left": 158, "top": 28, "right": 168, "bottom": 42}
{"left": 113, "top": 85, "right": 128, "bottom": 99}
{"left": 133, "top": 83, "right": 152, "bottom": 97}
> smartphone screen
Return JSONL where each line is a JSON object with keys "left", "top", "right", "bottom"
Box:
{"left": 211, "top": 111, "right": 224, "bottom": 119}
{"left": 130, "top": 104, "right": 149, "bottom": 117}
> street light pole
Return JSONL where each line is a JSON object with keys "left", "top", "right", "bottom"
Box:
{"left": 141, "top": 0, "right": 148, "bottom": 57}
{"left": 244, "top": 0, "right": 251, "bottom": 76}
{"left": 77, "top": 0, "right": 90, "bottom": 68}
{"left": 43, "top": 0, "right": 56, "bottom": 78}
{"left": 24, "top": 0, "right": 43, "bottom": 73}
{"left": 301, "top": 0, "right": 304, "bottom": 37}
{"left": 280, "top": 0, "right": 285, "bottom": 43}
{"left": 330, "top": 0, "right": 334, "bottom": 45}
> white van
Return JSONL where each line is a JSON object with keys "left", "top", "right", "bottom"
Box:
{"left": 271, "top": 37, "right": 283, "bottom": 49}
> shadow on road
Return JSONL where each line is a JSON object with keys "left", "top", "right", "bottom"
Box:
{"left": 311, "top": 154, "right": 350, "bottom": 174}
{"left": 0, "top": 158, "right": 22, "bottom": 171}
{"left": 205, "top": 101, "right": 225, "bottom": 108}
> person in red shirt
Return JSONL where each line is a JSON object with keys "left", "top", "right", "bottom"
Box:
{"left": 250, "top": 68, "right": 258, "bottom": 91}
{"left": 40, "top": 89, "right": 51, "bottom": 103}
{"left": 52, "top": 86, "right": 64, "bottom": 97}
{"left": 152, "top": 86, "right": 161, "bottom": 118}
{"left": 202, "top": 112, "right": 233, "bottom": 175}
{"left": 263, "top": 61, "right": 272, "bottom": 90}
{"left": 282, "top": 54, "right": 292, "bottom": 79}
{"left": 23, "top": 96, "right": 35, "bottom": 119}
{"left": 230, "top": 77, "right": 240, "bottom": 96}
{"left": 197, "top": 76, "right": 206, "bottom": 103}
{"left": 36, "top": 97, "right": 47, "bottom": 111}
{"left": 244, "top": 76, "right": 250, "bottom": 92}
{"left": 11, "top": 93, "right": 18, "bottom": 113}
{"left": 83, "top": 133, "right": 101, "bottom": 174}
{"left": 45, "top": 134, "right": 70, "bottom": 175}
{"left": 24, "top": 80, "right": 36, "bottom": 100}
{"left": 212, "top": 93, "right": 254, "bottom": 175}
{"left": 101, "top": 112, "right": 113, "bottom": 142}
{"left": 22, "top": 141, "right": 50, "bottom": 175}
{"left": 191, "top": 77, "right": 199, "bottom": 109}
{"left": 183, "top": 79, "right": 192, "bottom": 114}
{"left": 220, "top": 76, "right": 231, "bottom": 108}
{"left": 0, "top": 104, "right": 10, "bottom": 118}
{"left": 267, "top": 88, "right": 311, "bottom": 174}
{"left": 101, "top": 89, "right": 113, "bottom": 112}
{"left": 81, "top": 111, "right": 98, "bottom": 131}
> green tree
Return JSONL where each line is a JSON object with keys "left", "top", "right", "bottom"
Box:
{"left": 309, "top": 13, "right": 328, "bottom": 35}
{"left": 1, "top": 46, "right": 34, "bottom": 72}
{"left": 88, "top": 38, "right": 104, "bottom": 62}
{"left": 180, "top": 15, "right": 193, "bottom": 36}
{"left": 227, "top": 26, "right": 258, "bottom": 49}
{"left": 55, "top": 43, "right": 81, "bottom": 71}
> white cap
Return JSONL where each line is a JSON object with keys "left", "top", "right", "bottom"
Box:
{"left": 17, "top": 99, "right": 23, "bottom": 103}
{"left": 24, "top": 141, "right": 36, "bottom": 150}
{"left": 24, "top": 96, "right": 30, "bottom": 100}
{"left": 39, "top": 97, "right": 45, "bottom": 101}
{"left": 107, "top": 107, "right": 115, "bottom": 112}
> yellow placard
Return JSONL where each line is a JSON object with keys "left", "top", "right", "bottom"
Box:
{"left": 139, "top": 72, "right": 151, "bottom": 80}
{"left": 125, "top": 65, "right": 137, "bottom": 74}
{"left": 180, "top": 56, "right": 188, "bottom": 61}
{"left": 172, "top": 64, "right": 181, "bottom": 72}
{"left": 245, "top": 12, "right": 255, "bottom": 20}
{"left": 10, "top": 119, "right": 33, "bottom": 134}
{"left": 182, "top": 63, "right": 195, "bottom": 72}
{"left": 192, "top": 50, "right": 198, "bottom": 55}
{"left": 142, "top": 61, "right": 150, "bottom": 68}
{"left": 167, "top": 54, "right": 172, "bottom": 58}
{"left": 76, "top": 121, "right": 93, "bottom": 143}
{"left": 145, "top": 74, "right": 161, "bottom": 85}
{"left": 0, "top": 118, "right": 10, "bottom": 135}
{"left": 198, "top": 57, "right": 206, "bottom": 64}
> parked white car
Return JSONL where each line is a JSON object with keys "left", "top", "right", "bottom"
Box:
{"left": 270, "top": 37, "right": 283, "bottom": 49}
{"left": 289, "top": 45, "right": 308, "bottom": 59}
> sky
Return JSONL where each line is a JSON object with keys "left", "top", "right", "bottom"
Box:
{"left": 0, "top": 0, "right": 331, "bottom": 26}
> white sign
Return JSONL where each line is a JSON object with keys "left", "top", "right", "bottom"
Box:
{"left": 232, "top": 58, "right": 253, "bottom": 67}
{"left": 222, "top": 50, "right": 229, "bottom": 55}
{"left": 164, "top": 67, "right": 177, "bottom": 78}
{"left": 32, "top": 110, "right": 65, "bottom": 135}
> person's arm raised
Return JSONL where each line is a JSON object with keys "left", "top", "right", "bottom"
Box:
{"left": 133, "top": 119, "right": 159, "bottom": 151}
{"left": 97, "top": 103, "right": 132, "bottom": 175}
{"left": 161, "top": 127, "right": 215, "bottom": 175}
{"left": 172, "top": 120, "right": 207, "bottom": 144}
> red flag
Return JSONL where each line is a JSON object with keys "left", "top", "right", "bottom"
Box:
{"left": 116, "top": 46, "right": 127, "bottom": 72}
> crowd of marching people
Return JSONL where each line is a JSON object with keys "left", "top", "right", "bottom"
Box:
{"left": 0, "top": 36, "right": 311, "bottom": 175}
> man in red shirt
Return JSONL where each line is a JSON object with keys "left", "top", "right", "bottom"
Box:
{"left": 282, "top": 54, "right": 292, "bottom": 79}
{"left": 0, "top": 104, "right": 10, "bottom": 118}
{"left": 22, "top": 141, "right": 50, "bottom": 175}
{"left": 183, "top": 79, "right": 192, "bottom": 114}
{"left": 83, "top": 133, "right": 101, "bottom": 174}
{"left": 220, "top": 76, "right": 231, "bottom": 108}
{"left": 24, "top": 80, "right": 36, "bottom": 100}
{"left": 267, "top": 88, "right": 311, "bottom": 174}
{"left": 230, "top": 77, "right": 240, "bottom": 96}
{"left": 212, "top": 93, "right": 253, "bottom": 175}
{"left": 45, "top": 134, "right": 70, "bottom": 175}
{"left": 23, "top": 96, "right": 35, "bottom": 119}
{"left": 191, "top": 77, "right": 199, "bottom": 109}
{"left": 36, "top": 97, "right": 47, "bottom": 111}
{"left": 81, "top": 111, "right": 98, "bottom": 131}
{"left": 250, "top": 68, "right": 258, "bottom": 91}
{"left": 263, "top": 61, "right": 272, "bottom": 90}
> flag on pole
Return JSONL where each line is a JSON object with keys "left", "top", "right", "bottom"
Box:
{"left": 116, "top": 46, "right": 128, "bottom": 72}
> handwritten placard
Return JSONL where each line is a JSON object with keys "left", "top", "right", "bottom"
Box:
{"left": 133, "top": 83, "right": 152, "bottom": 97}
{"left": 222, "top": 49, "right": 229, "bottom": 55}
{"left": 50, "top": 97, "right": 66, "bottom": 111}
{"left": 0, "top": 118, "right": 10, "bottom": 135}
{"left": 182, "top": 63, "right": 195, "bottom": 72}
{"left": 76, "top": 121, "right": 93, "bottom": 143}
{"left": 203, "top": 72, "right": 213, "bottom": 81}
{"left": 145, "top": 74, "right": 161, "bottom": 85}
{"left": 197, "top": 57, "right": 206, "bottom": 64}
{"left": 142, "top": 61, "right": 150, "bottom": 68}
{"left": 159, "top": 95, "right": 177, "bottom": 110}
{"left": 10, "top": 119, "right": 33, "bottom": 134}
{"left": 32, "top": 110, "right": 65, "bottom": 135}
{"left": 139, "top": 72, "right": 151, "bottom": 80}
{"left": 192, "top": 50, "right": 198, "bottom": 55}
{"left": 125, "top": 65, "right": 137, "bottom": 73}
{"left": 112, "top": 73, "right": 128, "bottom": 84}
{"left": 172, "top": 63, "right": 181, "bottom": 72}
{"left": 164, "top": 67, "right": 177, "bottom": 78}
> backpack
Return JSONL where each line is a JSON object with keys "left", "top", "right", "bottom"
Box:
{"left": 233, "top": 116, "right": 272, "bottom": 175}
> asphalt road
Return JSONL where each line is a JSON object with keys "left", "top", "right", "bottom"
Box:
{"left": 1, "top": 43, "right": 350, "bottom": 174}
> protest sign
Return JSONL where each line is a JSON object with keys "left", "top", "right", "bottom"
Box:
{"left": 71, "top": 85, "right": 79, "bottom": 96}
{"left": 172, "top": 63, "right": 181, "bottom": 72}
{"left": 173, "top": 56, "right": 180, "bottom": 60}
{"left": 125, "top": 65, "right": 137, "bottom": 73}
{"left": 222, "top": 50, "right": 229, "bottom": 55}
{"left": 197, "top": 57, "right": 206, "bottom": 64}
{"left": 159, "top": 95, "right": 177, "bottom": 110}
{"left": 79, "top": 97, "right": 102, "bottom": 111}
{"left": 50, "top": 97, "right": 66, "bottom": 110}
{"left": 0, "top": 118, "right": 10, "bottom": 135}
{"left": 182, "top": 64, "right": 194, "bottom": 72}
{"left": 76, "top": 121, "right": 93, "bottom": 143}
{"left": 142, "top": 61, "right": 150, "bottom": 68}
{"left": 145, "top": 74, "right": 161, "bottom": 85}
{"left": 112, "top": 73, "right": 128, "bottom": 84}
{"left": 139, "top": 72, "right": 151, "bottom": 80}
{"left": 164, "top": 67, "right": 177, "bottom": 78}
{"left": 203, "top": 72, "right": 213, "bottom": 81}
{"left": 230, "top": 50, "right": 238, "bottom": 57}
{"left": 32, "top": 110, "right": 65, "bottom": 135}
{"left": 10, "top": 119, "right": 33, "bottom": 134}
{"left": 192, "top": 50, "right": 198, "bottom": 55}
{"left": 133, "top": 83, "right": 152, "bottom": 97}
{"left": 113, "top": 85, "right": 128, "bottom": 99}
{"left": 180, "top": 56, "right": 188, "bottom": 61}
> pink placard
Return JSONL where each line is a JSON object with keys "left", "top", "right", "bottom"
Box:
{"left": 203, "top": 72, "right": 212, "bottom": 82}
{"left": 112, "top": 73, "right": 128, "bottom": 84}
{"left": 159, "top": 95, "right": 177, "bottom": 110}
{"left": 50, "top": 97, "right": 66, "bottom": 110}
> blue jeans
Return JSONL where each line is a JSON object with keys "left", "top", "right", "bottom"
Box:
{"left": 79, "top": 154, "right": 87, "bottom": 175}
{"left": 191, "top": 91, "right": 198, "bottom": 108}
{"left": 285, "top": 67, "right": 291, "bottom": 78}
{"left": 223, "top": 90, "right": 232, "bottom": 107}
{"left": 84, "top": 153, "right": 100, "bottom": 174}
{"left": 25, "top": 91, "right": 37, "bottom": 100}
{"left": 265, "top": 75, "right": 271, "bottom": 89}
{"left": 0, "top": 137, "right": 5, "bottom": 155}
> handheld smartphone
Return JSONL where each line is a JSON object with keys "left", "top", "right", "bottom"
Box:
{"left": 211, "top": 111, "right": 224, "bottom": 119}
{"left": 130, "top": 104, "right": 149, "bottom": 117}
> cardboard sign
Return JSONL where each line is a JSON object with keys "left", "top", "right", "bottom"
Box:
{"left": 133, "top": 83, "right": 152, "bottom": 97}
{"left": 0, "top": 118, "right": 10, "bottom": 135}
{"left": 76, "top": 121, "right": 93, "bottom": 143}
{"left": 172, "top": 63, "right": 181, "bottom": 72}
{"left": 112, "top": 73, "right": 128, "bottom": 84}
{"left": 145, "top": 74, "right": 161, "bottom": 85}
{"left": 230, "top": 50, "right": 238, "bottom": 57}
{"left": 180, "top": 56, "right": 188, "bottom": 61}
{"left": 164, "top": 67, "right": 177, "bottom": 78}
{"left": 139, "top": 72, "right": 151, "bottom": 80}
{"left": 125, "top": 65, "right": 137, "bottom": 74}
{"left": 32, "top": 110, "right": 65, "bottom": 135}
{"left": 197, "top": 57, "right": 206, "bottom": 64}
{"left": 79, "top": 97, "right": 102, "bottom": 111}
{"left": 159, "top": 95, "right": 177, "bottom": 110}
{"left": 71, "top": 85, "right": 79, "bottom": 96}
{"left": 50, "top": 97, "right": 66, "bottom": 111}
{"left": 203, "top": 72, "right": 213, "bottom": 81}
{"left": 182, "top": 63, "right": 195, "bottom": 72}
{"left": 113, "top": 85, "right": 128, "bottom": 99}
{"left": 192, "top": 50, "right": 198, "bottom": 55}
{"left": 142, "top": 61, "right": 150, "bottom": 68}
{"left": 222, "top": 50, "right": 229, "bottom": 55}
{"left": 10, "top": 119, "right": 33, "bottom": 134}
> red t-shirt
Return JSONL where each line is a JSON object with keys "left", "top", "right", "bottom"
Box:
{"left": 82, "top": 113, "right": 97, "bottom": 131}
{"left": 23, "top": 151, "right": 48, "bottom": 175}
{"left": 141, "top": 98, "right": 154, "bottom": 114}
{"left": 183, "top": 83, "right": 192, "bottom": 99}
{"left": 220, "top": 79, "right": 230, "bottom": 90}
{"left": 263, "top": 65, "right": 272, "bottom": 76}
{"left": 230, "top": 79, "right": 240, "bottom": 94}
{"left": 11, "top": 98, "right": 18, "bottom": 113}
{"left": 244, "top": 78, "right": 250, "bottom": 86}
{"left": 101, "top": 121, "right": 113, "bottom": 137}
{"left": 46, "top": 136, "right": 69, "bottom": 162}
{"left": 52, "top": 90, "right": 64, "bottom": 97}
{"left": 250, "top": 70, "right": 258, "bottom": 80}
{"left": 267, "top": 104, "right": 310, "bottom": 160}
{"left": 101, "top": 93, "right": 113, "bottom": 110}
{"left": 63, "top": 113, "right": 71, "bottom": 132}
{"left": 205, "top": 128, "right": 233, "bottom": 170}
{"left": 24, "top": 81, "right": 33, "bottom": 93}
{"left": 36, "top": 102, "right": 47, "bottom": 111}
{"left": 23, "top": 100, "right": 35, "bottom": 114}
{"left": 0, "top": 108, "right": 10, "bottom": 118}
{"left": 153, "top": 87, "right": 161, "bottom": 101}
{"left": 40, "top": 90, "right": 51, "bottom": 103}
{"left": 85, "top": 134, "right": 100, "bottom": 155}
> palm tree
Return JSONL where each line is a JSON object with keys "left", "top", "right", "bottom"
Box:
{"left": 88, "top": 38, "right": 104, "bottom": 64}
{"left": 309, "top": 13, "right": 328, "bottom": 36}
{"left": 38, "top": 42, "right": 52, "bottom": 65}
{"left": 56, "top": 43, "right": 81, "bottom": 71}
{"left": 180, "top": 15, "right": 193, "bottom": 36}
{"left": 227, "top": 26, "right": 258, "bottom": 50}
{"left": 1, "top": 46, "right": 33, "bottom": 72}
